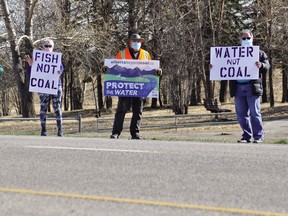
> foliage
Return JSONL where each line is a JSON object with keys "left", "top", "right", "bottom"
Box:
{"left": 0, "top": 0, "right": 288, "bottom": 116}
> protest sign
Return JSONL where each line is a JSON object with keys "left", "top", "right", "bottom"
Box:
{"left": 104, "top": 59, "right": 160, "bottom": 98}
{"left": 29, "top": 50, "right": 62, "bottom": 95}
{"left": 210, "top": 46, "right": 259, "bottom": 80}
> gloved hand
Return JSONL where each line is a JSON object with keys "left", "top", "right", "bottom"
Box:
{"left": 102, "top": 66, "right": 109, "bottom": 73}
{"left": 155, "top": 69, "right": 162, "bottom": 76}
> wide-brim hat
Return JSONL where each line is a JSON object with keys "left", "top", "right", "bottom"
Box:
{"left": 128, "top": 34, "right": 144, "bottom": 42}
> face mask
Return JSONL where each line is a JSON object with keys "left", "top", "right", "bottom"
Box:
{"left": 241, "top": 39, "right": 253, "bottom": 46}
{"left": 44, "top": 48, "right": 53, "bottom": 52}
{"left": 131, "top": 42, "right": 141, "bottom": 50}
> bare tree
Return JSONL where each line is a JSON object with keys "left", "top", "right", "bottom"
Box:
{"left": 250, "top": 0, "right": 288, "bottom": 106}
{"left": 0, "top": 0, "right": 37, "bottom": 117}
{"left": 1, "top": 0, "right": 288, "bottom": 117}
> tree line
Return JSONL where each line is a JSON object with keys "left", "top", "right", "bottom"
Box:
{"left": 0, "top": 0, "right": 287, "bottom": 117}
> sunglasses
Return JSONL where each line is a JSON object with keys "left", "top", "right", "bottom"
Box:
{"left": 242, "top": 37, "right": 251, "bottom": 40}
{"left": 44, "top": 45, "right": 52, "bottom": 48}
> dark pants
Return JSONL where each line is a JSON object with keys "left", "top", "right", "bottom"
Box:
{"left": 112, "top": 97, "right": 143, "bottom": 136}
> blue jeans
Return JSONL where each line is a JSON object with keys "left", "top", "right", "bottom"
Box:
{"left": 234, "top": 84, "right": 263, "bottom": 140}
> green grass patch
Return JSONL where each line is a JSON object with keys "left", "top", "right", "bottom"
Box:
{"left": 274, "top": 139, "right": 288, "bottom": 144}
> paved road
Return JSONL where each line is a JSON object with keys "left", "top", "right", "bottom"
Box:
{"left": 0, "top": 136, "right": 288, "bottom": 216}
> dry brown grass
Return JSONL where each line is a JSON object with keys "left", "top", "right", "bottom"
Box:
{"left": 1, "top": 101, "right": 288, "bottom": 142}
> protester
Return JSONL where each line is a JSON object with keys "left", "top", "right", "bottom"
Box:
{"left": 24, "top": 39, "right": 64, "bottom": 137}
{"left": 210, "top": 29, "right": 269, "bottom": 143}
{"left": 104, "top": 33, "right": 161, "bottom": 140}
{"left": 210, "top": 29, "right": 270, "bottom": 143}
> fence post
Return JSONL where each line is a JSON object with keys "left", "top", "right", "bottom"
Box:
{"left": 175, "top": 115, "right": 178, "bottom": 132}
{"left": 96, "top": 118, "right": 99, "bottom": 133}
{"left": 78, "top": 114, "right": 82, "bottom": 133}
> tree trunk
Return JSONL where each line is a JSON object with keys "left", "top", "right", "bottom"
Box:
{"left": 190, "top": 88, "right": 197, "bottom": 105}
{"left": 269, "top": 57, "right": 274, "bottom": 107}
{"left": 63, "top": 64, "right": 70, "bottom": 111}
{"left": 0, "top": 0, "right": 36, "bottom": 117}
{"left": 2, "top": 91, "right": 11, "bottom": 116}
{"left": 190, "top": 73, "right": 197, "bottom": 105}
{"left": 97, "top": 74, "right": 104, "bottom": 110}
{"left": 219, "top": 80, "right": 228, "bottom": 103}
{"left": 262, "top": 71, "right": 268, "bottom": 103}
{"left": 151, "top": 74, "right": 162, "bottom": 108}
{"left": 282, "top": 63, "right": 288, "bottom": 102}
{"left": 71, "top": 70, "right": 85, "bottom": 110}
{"left": 151, "top": 98, "right": 157, "bottom": 108}
{"left": 106, "top": 96, "right": 112, "bottom": 110}
{"left": 72, "top": 87, "right": 84, "bottom": 110}
{"left": 128, "top": 0, "right": 137, "bottom": 35}
{"left": 63, "top": 49, "right": 72, "bottom": 111}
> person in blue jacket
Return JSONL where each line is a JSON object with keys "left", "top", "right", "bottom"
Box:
{"left": 210, "top": 29, "right": 270, "bottom": 143}
{"left": 229, "top": 30, "right": 270, "bottom": 143}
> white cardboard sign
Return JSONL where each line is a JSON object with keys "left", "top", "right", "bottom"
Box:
{"left": 29, "top": 50, "right": 62, "bottom": 95}
{"left": 210, "top": 46, "right": 259, "bottom": 80}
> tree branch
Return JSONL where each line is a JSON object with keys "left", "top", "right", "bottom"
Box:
{"left": 27, "top": 0, "right": 41, "bottom": 26}
{"left": 0, "top": 33, "right": 8, "bottom": 43}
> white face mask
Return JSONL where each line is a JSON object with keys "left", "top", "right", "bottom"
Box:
{"left": 131, "top": 42, "right": 141, "bottom": 50}
{"left": 241, "top": 39, "right": 253, "bottom": 46}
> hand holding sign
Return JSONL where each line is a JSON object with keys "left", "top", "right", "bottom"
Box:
{"left": 24, "top": 55, "right": 33, "bottom": 66}
{"left": 155, "top": 68, "right": 162, "bottom": 76}
{"left": 102, "top": 65, "right": 109, "bottom": 73}
{"left": 255, "top": 61, "right": 262, "bottom": 68}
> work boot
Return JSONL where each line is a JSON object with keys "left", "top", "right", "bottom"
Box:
{"left": 110, "top": 134, "right": 119, "bottom": 139}
{"left": 131, "top": 134, "right": 142, "bottom": 140}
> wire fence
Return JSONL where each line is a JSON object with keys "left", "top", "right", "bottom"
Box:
{"left": 95, "top": 112, "right": 238, "bottom": 132}
{"left": 0, "top": 115, "right": 82, "bottom": 133}
{"left": 0, "top": 112, "right": 239, "bottom": 134}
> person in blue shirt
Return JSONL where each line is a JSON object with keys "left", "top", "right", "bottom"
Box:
{"left": 24, "top": 39, "right": 64, "bottom": 137}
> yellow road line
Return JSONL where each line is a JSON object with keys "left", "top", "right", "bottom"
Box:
{"left": 0, "top": 187, "right": 287, "bottom": 216}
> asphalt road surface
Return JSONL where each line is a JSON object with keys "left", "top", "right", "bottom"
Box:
{"left": 0, "top": 135, "right": 287, "bottom": 216}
